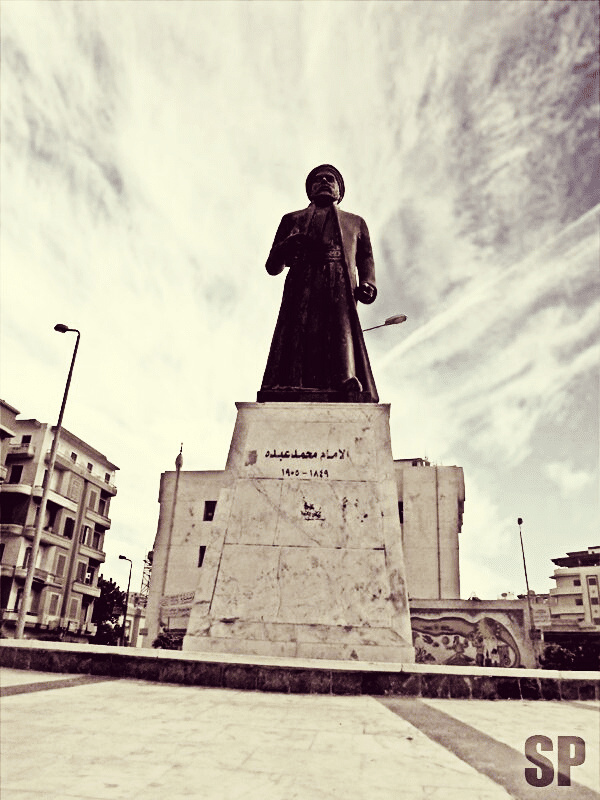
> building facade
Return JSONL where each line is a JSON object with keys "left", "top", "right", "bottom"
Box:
{"left": 0, "top": 400, "right": 20, "bottom": 485}
{"left": 547, "top": 546, "right": 600, "bottom": 633}
{"left": 0, "top": 415, "right": 118, "bottom": 641}
{"left": 143, "top": 456, "right": 465, "bottom": 646}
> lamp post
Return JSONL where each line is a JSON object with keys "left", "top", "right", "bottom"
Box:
{"left": 15, "top": 325, "right": 80, "bottom": 639}
{"left": 119, "top": 555, "right": 132, "bottom": 647}
{"left": 518, "top": 517, "right": 538, "bottom": 666}
{"left": 363, "top": 314, "right": 407, "bottom": 332}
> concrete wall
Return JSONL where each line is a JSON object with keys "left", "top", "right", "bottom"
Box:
{"left": 144, "top": 470, "right": 233, "bottom": 645}
{"left": 397, "top": 464, "right": 464, "bottom": 600}
{"left": 2, "top": 639, "right": 598, "bottom": 700}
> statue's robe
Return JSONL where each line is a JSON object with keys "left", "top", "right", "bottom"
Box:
{"left": 259, "top": 203, "right": 379, "bottom": 403}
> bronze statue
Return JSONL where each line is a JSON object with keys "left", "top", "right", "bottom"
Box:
{"left": 258, "top": 165, "right": 379, "bottom": 403}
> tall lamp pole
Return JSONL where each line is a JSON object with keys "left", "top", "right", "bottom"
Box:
{"left": 15, "top": 325, "right": 80, "bottom": 639}
{"left": 518, "top": 517, "right": 537, "bottom": 665}
{"left": 119, "top": 555, "right": 132, "bottom": 647}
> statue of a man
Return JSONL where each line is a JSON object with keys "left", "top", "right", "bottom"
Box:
{"left": 258, "top": 165, "right": 379, "bottom": 403}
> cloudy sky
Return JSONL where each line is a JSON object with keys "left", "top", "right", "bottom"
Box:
{"left": 2, "top": 0, "right": 598, "bottom": 600}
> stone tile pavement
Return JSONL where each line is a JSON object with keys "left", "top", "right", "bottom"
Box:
{"left": 1, "top": 668, "right": 598, "bottom": 800}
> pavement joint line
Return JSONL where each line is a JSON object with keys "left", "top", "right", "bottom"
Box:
{"left": 378, "top": 696, "right": 599, "bottom": 800}
{"left": 0, "top": 675, "right": 119, "bottom": 697}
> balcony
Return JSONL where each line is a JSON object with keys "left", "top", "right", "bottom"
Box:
{"left": 72, "top": 580, "right": 101, "bottom": 598}
{"left": 549, "top": 585, "right": 582, "bottom": 597}
{"left": 47, "top": 451, "right": 118, "bottom": 496}
{"left": 6, "top": 443, "right": 36, "bottom": 460}
{"left": 79, "top": 542, "right": 106, "bottom": 562}
{"left": 30, "top": 484, "right": 79, "bottom": 513}
{"left": 84, "top": 507, "right": 111, "bottom": 529}
{"left": 8, "top": 524, "right": 71, "bottom": 549}
{"left": 11, "top": 566, "right": 63, "bottom": 587}
{"left": 1, "top": 482, "right": 34, "bottom": 497}
{"left": 0, "top": 522, "right": 26, "bottom": 537}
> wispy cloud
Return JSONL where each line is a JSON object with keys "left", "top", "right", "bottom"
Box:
{"left": 1, "top": 0, "right": 598, "bottom": 596}
{"left": 545, "top": 462, "right": 596, "bottom": 500}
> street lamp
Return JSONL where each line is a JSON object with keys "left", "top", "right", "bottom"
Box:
{"left": 363, "top": 314, "right": 407, "bottom": 332}
{"left": 518, "top": 517, "right": 538, "bottom": 666}
{"left": 119, "top": 555, "right": 132, "bottom": 647}
{"left": 15, "top": 325, "right": 80, "bottom": 639}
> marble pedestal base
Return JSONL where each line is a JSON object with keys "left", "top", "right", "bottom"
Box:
{"left": 183, "top": 402, "right": 415, "bottom": 663}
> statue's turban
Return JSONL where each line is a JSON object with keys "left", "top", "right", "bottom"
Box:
{"left": 305, "top": 164, "right": 345, "bottom": 202}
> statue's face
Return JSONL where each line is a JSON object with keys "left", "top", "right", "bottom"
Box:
{"left": 309, "top": 170, "right": 341, "bottom": 203}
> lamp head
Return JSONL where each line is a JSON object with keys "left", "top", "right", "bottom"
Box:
{"left": 54, "top": 324, "right": 70, "bottom": 333}
{"left": 384, "top": 315, "right": 407, "bottom": 326}
{"left": 119, "top": 555, "right": 127, "bottom": 560}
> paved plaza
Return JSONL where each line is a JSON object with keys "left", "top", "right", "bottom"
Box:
{"left": 1, "top": 667, "right": 598, "bottom": 800}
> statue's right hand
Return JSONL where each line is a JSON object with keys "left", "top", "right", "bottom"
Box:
{"left": 279, "top": 233, "right": 306, "bottom": 264}
{"left": 283, "top": 232, "right": 305, "bottom": 251}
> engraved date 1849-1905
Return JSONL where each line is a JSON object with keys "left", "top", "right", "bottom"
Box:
{"left": 281, "top": 468, "right": 329, "bottom": 479}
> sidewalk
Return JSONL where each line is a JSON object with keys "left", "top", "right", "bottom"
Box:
{"left": 1, "top": 667, "right": 598, "bottom": 800}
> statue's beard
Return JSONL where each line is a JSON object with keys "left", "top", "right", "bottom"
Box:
{"left": 310, "top": 191, "right": 337, "bottom": 207}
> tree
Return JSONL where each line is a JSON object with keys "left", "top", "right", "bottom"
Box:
{"left": 91, "top": 575, "right": 126, "bottom": 646}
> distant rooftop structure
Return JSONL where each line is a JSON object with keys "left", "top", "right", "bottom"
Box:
{"left": 551, "top": 546, "right": 600, "bottom": 569}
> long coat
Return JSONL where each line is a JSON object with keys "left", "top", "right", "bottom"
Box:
{"left": 260, "top": 203, "right": 379, "bottom": 402}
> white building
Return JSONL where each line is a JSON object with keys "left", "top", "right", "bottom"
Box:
{"left": 548, "top": 546, "right": 600, "bottom": 632}
{"left": 144, "top": 454, "right": 465, "bottom": 645}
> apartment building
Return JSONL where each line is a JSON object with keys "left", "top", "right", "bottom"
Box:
{"left": 548, "top": 545, "right": 600, "bottom": 632}
{"left": 0, "top": 415, "right": 118, "bottom": 641}
{"left": 0, "top": 400, "right": 19, "bottom": 484}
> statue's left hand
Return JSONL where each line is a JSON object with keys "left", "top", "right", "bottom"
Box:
{"left": 356, "top": 282, "right": 376, "bottom": 304}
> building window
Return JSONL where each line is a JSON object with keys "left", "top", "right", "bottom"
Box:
{"left": 70, "top": 452, "right": 77, "bottom": 462}
{"left": 203, "top": 501, "right": 217, "bottom": 521}
{"left": 398, "top": 501, "right": 404, "bottom": 524}
{"left": 55, "top": 553, "right": 67, "bottom": 577}
{"left": 88, "top": 491, "right": 98, "bottom": 512}
{"left": 76, "top": 561, "right": 87, "bottom": 583}
{"left": 81, "top": 598, "right": 91, "bottom": 625}
{"left": 198, "top": 545, "right": 207, "bottom": 568}
{"left": 589, "top": 577, "right": 598, "bottom": 585}
{"left": 8, "top": 465, "right": 23, "bottom": 484}
{"left": 92, "top": 530, "right": 102, "bottom": 550}
{"left": 85, "top": 565, "right": 95, "bottom": 585}
{"left": 86, "top": 463, "right": 93, "bottom": 473}
{"left": 104, "top": 473, "right": 111, "bottom": 484}
{"left": 48, "top": 594, "right": 59, "bottom": 616}
{"left": 591, "top": 598, "right": 599, "bottom": 605}
{"left": 575, "top": 598, "right": 583, "bottom": 606}
{"left": 98, "top": 497, "right": 108, "bottom": 517}
{"left": 80, "top": 525, "right": 91, "bottom": 545}
{"left": 574, "top": 579, "right": 581, "bottom": 586}
{"left": 21, "top": 434, "right": 32, "bottom": 444}
{"left": 67, "top": 474, "right": 84, "bottom": 502}
{"left": 0, "top": 543, "right": 4, "bottom": 563}
{"left": 23, "top": 547, "right": 32, "bottom": 568}
{"left": 30, "top": 589, "right": 41, "bottom": 615}
{"left": 63, "top": 517, "right": 75, "bottom": 539}
{"left": 594, "top": 618, "right": 600, "bottom": 626}
{"left": 69, "top": 598, "right": 78, "bottom": 619}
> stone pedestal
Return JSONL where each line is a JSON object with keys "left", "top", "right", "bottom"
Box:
{"left": 183, "top": 402, "right": 415, "bottom": 662}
